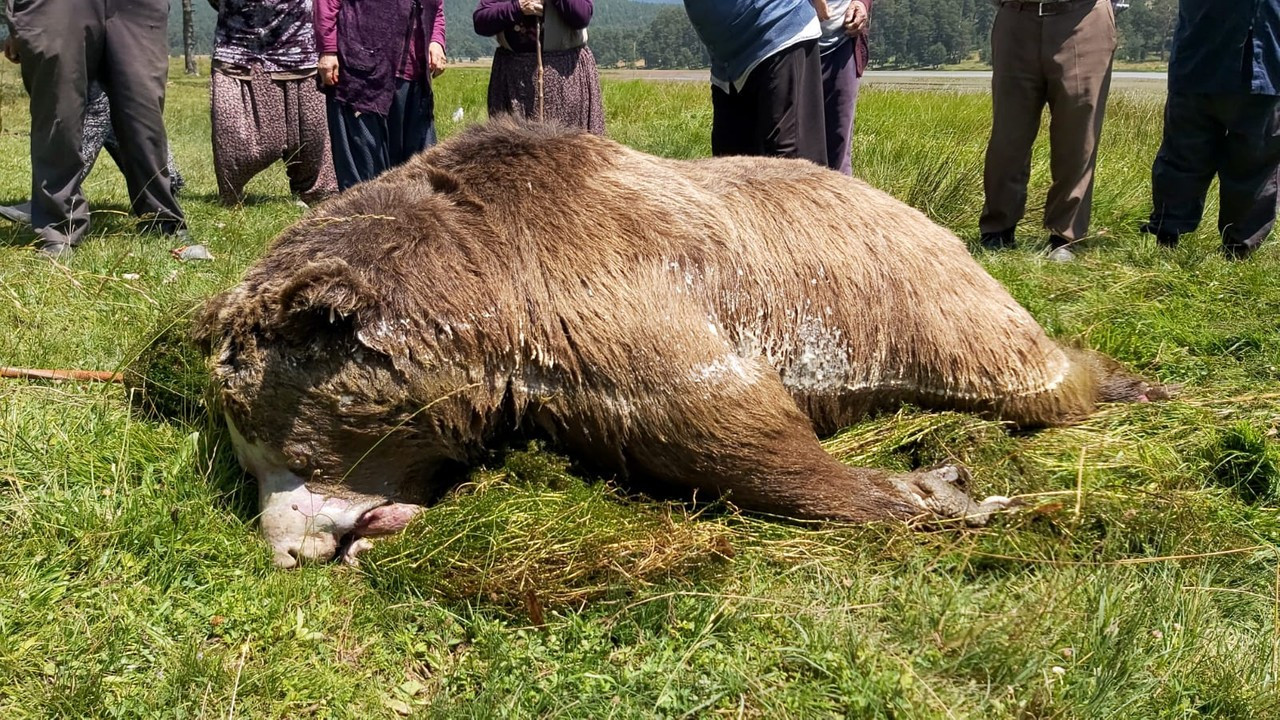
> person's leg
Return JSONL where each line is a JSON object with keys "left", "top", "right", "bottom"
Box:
{"left": 211, "top": 67, "right": 279, "bottom": 205}
{"left": 486, "top": 49, "right": 532, "bottom": 120}
{"left": 744, "top": 39, "right": 827, "bottom": 164}
{"left": 1145, "top": 91, "right": 1223, "bottom": 244}
{"left": 80, "top": 82, "right": 112, "bottom": 180}
{"left": 1042, "top": 0, "right": 1117, "bottom": 246}
{"left": 710, "top": 83, "right": 755, "bottom": 157}
{"left": 538, "top": 46, "right": 606, "bottom": 135}
{"left": 980, "top": 4, "right": 1048, "bottom": 244}
{"left": 281, "top": 76, "right": 339, "bottom": 203}
{"left": 820, "top": 39, "right": 857, "bottom": 175}
{"left": 576, "top": 45, "right": 606, "bottom": 136}
{"left": 1217, "top": 94, "right": 1280, "bottom": 256}
{"left": 10, "top": 0, "right": 99, "bottom": 251}
{"left": 165, "top": 146, "right": 186, "bottom": 195}
{"left": 387, "top": 78, "right": 436, "bottom": 168}
{"left": 100, "top": 0, "right": 185, "bottom": 233}
{"left": 326, "top": 97, "right": 390, "bottom": 190}
{"left": 98, "top": 81, "right": 184, "bottom": 197}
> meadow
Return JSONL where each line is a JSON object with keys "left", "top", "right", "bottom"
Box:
{"left": 1, "top": 62, "right": 1279, "bottom": 718}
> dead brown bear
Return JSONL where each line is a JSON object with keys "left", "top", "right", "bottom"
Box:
{"left": 195, "top": 118, "right": 1166, "bottom": 568}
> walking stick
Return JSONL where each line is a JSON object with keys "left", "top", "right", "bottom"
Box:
{"left": 535, "top": 15, "right": 545, "bottom": 122}
{"left": 1, "top": 366, "right": 124, "bottom": 383}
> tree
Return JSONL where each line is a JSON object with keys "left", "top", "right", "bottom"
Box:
{"left": 1116, "top": 0, "right": 1178, "bottom": 62}
{"left": 637, "top": 6, "right": 708, "bottom": 69}
{"left": 182, "top": 0, "right": 197, "bottom": 74}
{"left": 924, "top": 42, "right": 947, "bottom": 68}
{"left": 866, "top": 0, "right": 1171, "bottom": 69}
{"left": 590, "top": 28, "right": 642, "bottom": 68}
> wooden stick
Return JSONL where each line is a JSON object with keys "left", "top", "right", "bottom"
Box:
{"left": 0, "top": 366, "right": 124, "bottom": 383}
{"left": 535, "top": 15, "right": 545, "bottom": 122}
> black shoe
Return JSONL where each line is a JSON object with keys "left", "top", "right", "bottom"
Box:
{"left": 980, "top": 228, "right": 1016, "bottom": 250}
{"left": 1139, "top": 222, "right": 1179, "bottom": 248}
{"left": 137, "top": 217, "right": 186, "bottom": 236}
{"left": 1221, "top": 244, "right": 1253, "bottom": 261}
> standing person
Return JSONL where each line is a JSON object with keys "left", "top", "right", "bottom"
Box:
{"left": 210, "top": 0, "right": 338, "bottom": 206}
{"left": 682, "top": 0, "right": 827, "bottom": 164}
{"left": 315, "top": 0, "right": 447, "bottom": 191}
{"left": 0, "top": 78, "right": 186, "bottom": 226}
{"left": 5, "top": 0, "right": 189, "bottom": 259}
{"left": 978, "top": 0, "right": 1120, "bottom": 262}
{"left": 473, "top": 0, "right": 604, "bottom": 135}
{"left": 818, "top": 0, "right": 871, "bottom": 175}
{"left": 1141, "top": 0, "right": 1280, "bottom": 259}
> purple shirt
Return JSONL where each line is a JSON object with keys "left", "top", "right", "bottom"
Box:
{"left": 315, "top": 0, "right": 445, "bottom": 81}
{"left": 473, "top": 0, "right": 592, "bottom": 53}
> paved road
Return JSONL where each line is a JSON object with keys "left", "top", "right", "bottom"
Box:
{"left": 600, "top": 68, "right": 1168, "bottom": 94}
{"left": 863, "top": 69, "right": 1166, "bottom": 93}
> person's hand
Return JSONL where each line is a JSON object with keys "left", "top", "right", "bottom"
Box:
{"left": 318, "top": 53, "right": 339, "bottom": 86}
{"left": 844, "top": 0, "right": 869, "bottom": 35}
{"left": 811, "top": 0, "right": 831, "bottom": 21}
{"left": 3, "top": 37, "right": 19, "bottom": 64}
{"left": 519, "top": 0, "right": 543, "bottom": 16}
{"left": 428, "top": 41, "right": 446, "bottom": 78}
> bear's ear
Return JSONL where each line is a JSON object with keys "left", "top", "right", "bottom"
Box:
{"left": 275, "top": 258, "right": 373, "bottom": 318}
{"left": 270, "top": 258, "right": 381, "bottom": 345}
{"left": 421, "top": 164, "right": 485, "bottom": 213}
{"left": 191, "top": 290, "right": 227, "bottom": 352}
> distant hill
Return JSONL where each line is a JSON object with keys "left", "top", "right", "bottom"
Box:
{"left": 168, "top": 0, "right": 666, "bottom": 59}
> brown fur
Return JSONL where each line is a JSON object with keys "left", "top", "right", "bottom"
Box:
{"left": 196, "top": 118, "right": 1164, "bottom": 526}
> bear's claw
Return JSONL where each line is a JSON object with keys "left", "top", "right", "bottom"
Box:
{"left": 892, "top": 465, "right": 1017, "bottom": 527}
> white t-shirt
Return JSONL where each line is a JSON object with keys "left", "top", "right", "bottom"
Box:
{"left": 819, "top": 0, "right": 854, "bottom": 52}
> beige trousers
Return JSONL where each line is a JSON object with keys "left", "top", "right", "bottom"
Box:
{"left": 980, "top": 0, "right": 1118, "bottom": 243}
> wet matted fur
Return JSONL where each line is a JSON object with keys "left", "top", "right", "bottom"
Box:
{"left": 196, "top": 118, "right": 1166, "bottom": 554}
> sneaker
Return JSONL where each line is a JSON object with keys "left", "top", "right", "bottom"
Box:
{"left": 1047, "top": 235, "right": 1075, "bottom": 263}
{"left": 1139, "top": 222, "right": 1179, "bottom": 248}
{"left": 1047, "top": 245, "right": 1075, "bottom": 263}
{"left": 0, "top": 201, "right": 32, "bottom": 225}
{"left": 979, "top": 227, "right": 1016, "bottom": 250}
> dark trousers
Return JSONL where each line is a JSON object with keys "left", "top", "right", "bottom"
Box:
{"left": 9, "top": 0, "right": 185, "bottom": 248}
{"left": 1148, "top": 92, "right": 1280, "bottom": 253}
{"left": 820, "top": 38, "right": 861, "bottom": 175}
{"left": 981, "top": 0, "right": 1117, "bottom": 243}
{"left": 327, "top": 78, "right": 437, "bottom": 191}
{"left": 711, "top": 40, "right": 827, "bottom": 165}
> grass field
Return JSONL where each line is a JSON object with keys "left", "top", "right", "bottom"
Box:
{"left": 2, "top": 61, "right": 1280, "bottom": 718}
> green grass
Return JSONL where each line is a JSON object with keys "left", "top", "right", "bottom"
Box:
{"left": 2, "top": 61, "right": 1280, "bottom": 718}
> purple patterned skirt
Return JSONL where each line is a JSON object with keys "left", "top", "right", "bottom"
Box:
{"left": 486, "top": 45, "right": 605, "bottom": 135}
